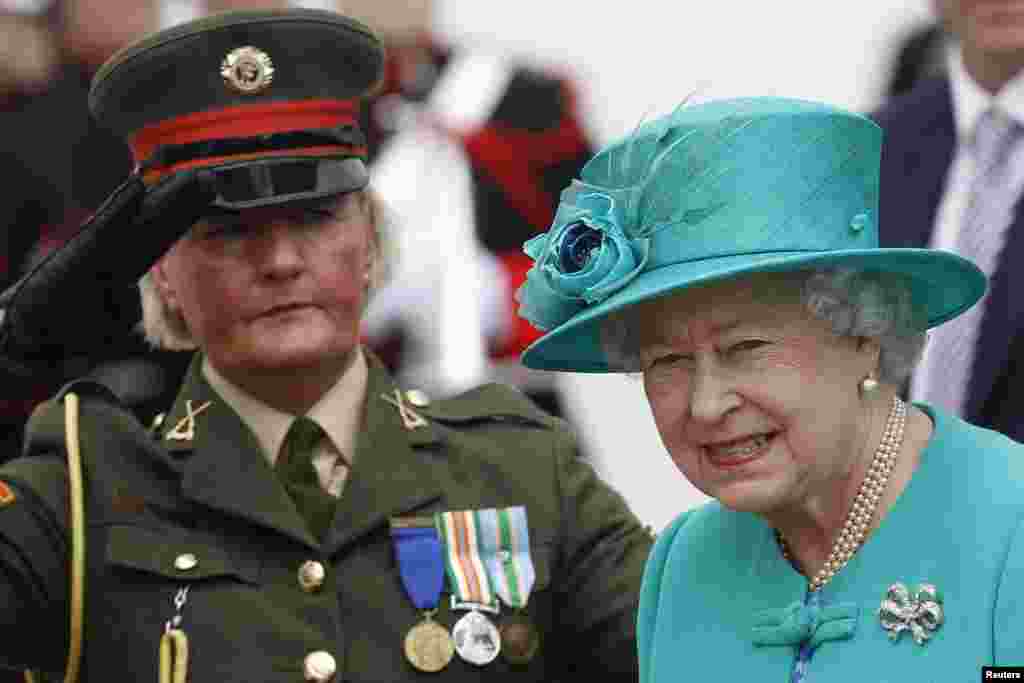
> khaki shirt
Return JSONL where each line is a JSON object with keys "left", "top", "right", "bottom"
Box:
{"left": 203, "top": 349, "right": 368, "bottom": 497}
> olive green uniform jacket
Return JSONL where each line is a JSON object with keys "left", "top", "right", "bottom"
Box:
{"left": 0, "top": 353, "right": 652, "bottom": 681}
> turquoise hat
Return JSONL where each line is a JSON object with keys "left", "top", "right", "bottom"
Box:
{"left": 516, "top": 96, "right": 986, "bottom": 372}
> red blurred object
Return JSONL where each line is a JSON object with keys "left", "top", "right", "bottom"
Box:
{"left": 490, "top": 251, "right": 545, "bottom": 359}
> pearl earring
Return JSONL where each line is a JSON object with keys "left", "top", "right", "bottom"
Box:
{"left": 859, "top": 375, "right": 879, "bottom": 397}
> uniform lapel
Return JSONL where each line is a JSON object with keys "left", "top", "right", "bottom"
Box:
{"left": 165, "top": 356, "right": 318, "bottom": 548}
{"left": 324, "top": 356, "right": 444, "bottom": 555}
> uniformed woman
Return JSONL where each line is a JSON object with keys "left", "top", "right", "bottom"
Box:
{"left": 0, "top": 9, "right": 652, "bottom": 682}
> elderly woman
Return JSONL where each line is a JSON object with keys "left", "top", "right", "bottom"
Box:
{"left": 515, "top": 96, "right": 1024, "bottom": 680}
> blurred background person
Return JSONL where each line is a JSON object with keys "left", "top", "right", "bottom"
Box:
{"left": 339, "top": 0, "right": 596, "bottom": 428}
{"left": 885, "top": 22, "right": 949, "bottom": 98}
{"left": 874, "top": 0, "right": 1024, "bottom": 443}
{"left": 0, "top": 2, "right": 62, "bottom": 458}
{"left": 15, "top": 0, "right": 156, "bottom": 234}
{"left": 0, "top": 0, "right": 160, "bottom": 459}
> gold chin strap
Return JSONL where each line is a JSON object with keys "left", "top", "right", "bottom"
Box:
{"left": 24, "top": 393, "right": 86, "bottom": 683}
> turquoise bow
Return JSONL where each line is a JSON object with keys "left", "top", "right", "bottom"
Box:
{"left": 751, "top": 601, "right": 859, "bottom": 648}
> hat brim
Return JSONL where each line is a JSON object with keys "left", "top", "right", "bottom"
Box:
{"left": 520, "top": 248, "right": 986, "bottom": 373}
{"left": 203, "top": 156, "right": 369, "bottom": 211}
{"left": 146, "top": 156, "right": 369, "bottom": 213}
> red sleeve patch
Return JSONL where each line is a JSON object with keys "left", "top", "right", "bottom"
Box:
{"left": 0, "top": 481, "right": 15, "bottom": 506}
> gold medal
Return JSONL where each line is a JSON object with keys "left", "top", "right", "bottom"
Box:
{"left": 499, "top": 612, "right": 539, "bottom": 665}
{"left": 404, "top": 614, "right": 454, "bottom": 673}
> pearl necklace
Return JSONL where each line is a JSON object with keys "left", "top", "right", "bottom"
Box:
{"left": 777, "top": 395, "right": 906, "bottom": 592}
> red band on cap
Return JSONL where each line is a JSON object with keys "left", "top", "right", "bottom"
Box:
{"left": 129, "top": 98, "right": 360, "bottom": 165}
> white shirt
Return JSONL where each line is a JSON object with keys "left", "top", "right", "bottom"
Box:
{"left": 910, "top": 44, "right": 1024, "bottom": 405}
{"left": 202, "top": 348, "right": 368, "bottom": 498}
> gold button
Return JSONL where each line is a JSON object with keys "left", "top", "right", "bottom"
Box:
{"left": 298, "top": 560, "right": 326, "bottom": 593}
{"left": 174, "top": 553, "right": 198, "bottom": 571}
{"left": 405, "top": 389, "right": 431, "bottom": 408}
{"left": 303, "top": 650, "right": 336, "bottom": 682}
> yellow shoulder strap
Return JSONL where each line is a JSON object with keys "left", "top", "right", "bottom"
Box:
{"left": 25, "top": 392, "right": 86, "bottom": 683}
{"left": 63, "top": 393, "right": 86, "bottom": 683}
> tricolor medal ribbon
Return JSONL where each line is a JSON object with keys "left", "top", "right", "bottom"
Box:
{"left": 477, "top": 506, "right": 540, "bottom": 665}
{"left": 436, "top": 510, "right": 502, "bottom": 666}
{"left": 390, "top": 516, "right": 454, "bottom": 673}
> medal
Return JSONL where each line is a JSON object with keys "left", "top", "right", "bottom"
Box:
{"left": 436, "top": 510, "right": 503, "bottom": 666}
{"left": 498, "top": 612, "right": 540, "bottom": 666}
{"left": 404, "top": 611, "right": 454, "bottom": 673}
{"left": 451, "top": 609, "right": 501, "bottom": 666}
{"left": 390, "top": 517, "right": 453, "bottom": 672}
{"left": 477, "top": 506, "right": 541, "bottom": 665}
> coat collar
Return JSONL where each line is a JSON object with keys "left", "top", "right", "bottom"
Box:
{"left": 162, "top": 354, "right": 318, "bottom": 547}
{"left": 160, "top": 351, "right": 445, "bottom": 553}
{"left": 876, "top": 76, "right": 956, "bottom": 251}
{"left": 967, "top": 213, "right": 1024, "bottom": 422}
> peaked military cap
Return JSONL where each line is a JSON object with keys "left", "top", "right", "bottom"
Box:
{"left": 89, "top": 8, "right": 384, "bottom": 209}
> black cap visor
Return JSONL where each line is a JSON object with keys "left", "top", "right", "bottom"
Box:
{"left": 195, "top": 156, "right": 369, "bottom": 210}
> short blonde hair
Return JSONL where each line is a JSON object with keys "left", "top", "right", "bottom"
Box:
{"left": 137, "top": 189, "right": 384, "bottom": 350}
{"left": 138, "top": 270, "right": 197, "bottom": 350}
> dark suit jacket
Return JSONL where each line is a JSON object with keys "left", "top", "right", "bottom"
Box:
{"left": 0, "top": 353, "right": 651, "bottom": 681}
{"left": 873, "top": 77, "right": 1024, "bottom": 443}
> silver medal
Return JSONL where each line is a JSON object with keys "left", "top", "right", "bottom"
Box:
{"left": 451, "top": 610, "right": 501, "bottom": 666}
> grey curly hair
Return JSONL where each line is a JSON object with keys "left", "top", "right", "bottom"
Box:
{"left": 601, "top": 267, "right": 929, "bottom": 385}
{"left": 137, "top": 189, "right": 387, "bottom": 350}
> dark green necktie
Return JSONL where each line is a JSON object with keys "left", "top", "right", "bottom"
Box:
{"left": 277, "top": 417, "right": 337, "bottom": 542}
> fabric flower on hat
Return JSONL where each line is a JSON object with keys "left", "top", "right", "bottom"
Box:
{"left": 516, "top": 182, "right": 650, "bottom": 331}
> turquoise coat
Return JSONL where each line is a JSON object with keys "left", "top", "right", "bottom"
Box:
{"left": 638, "top": 404, "right": 1024, "bottom": 682}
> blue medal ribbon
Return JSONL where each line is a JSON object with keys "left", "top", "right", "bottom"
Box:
{"left": 390, "top": 518, "right": 445, "bottom": 611}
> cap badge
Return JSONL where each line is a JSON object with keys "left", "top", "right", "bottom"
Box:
{"left": 221, "top": 46, "right": 275, "bottom": 94}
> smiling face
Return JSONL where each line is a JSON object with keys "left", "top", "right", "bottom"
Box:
{"left": 153, "top": 192, "right": 373, "bottom": 383}
{"left": 634, "top": 271, "right": 879, "bottom": 515}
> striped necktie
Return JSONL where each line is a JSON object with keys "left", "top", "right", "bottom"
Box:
{"left": 922, "top": 108, "right": 1024, "bottom": 416}
{"left": 277, "top": 416, "right": 337, "bottom": 542}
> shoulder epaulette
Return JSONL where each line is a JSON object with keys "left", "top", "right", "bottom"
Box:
{"left": 24, "top": 378, "right": 132, "bottom": 458}
{"left": 55, "top": 377, "right": 124, "bottom": 406}
{"left": 412, "top": 383, "right": 557, "bottom": 430}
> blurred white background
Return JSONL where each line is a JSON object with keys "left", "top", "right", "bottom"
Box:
{"left": 429, "top": 0, "right": 938, "bottom": 532}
